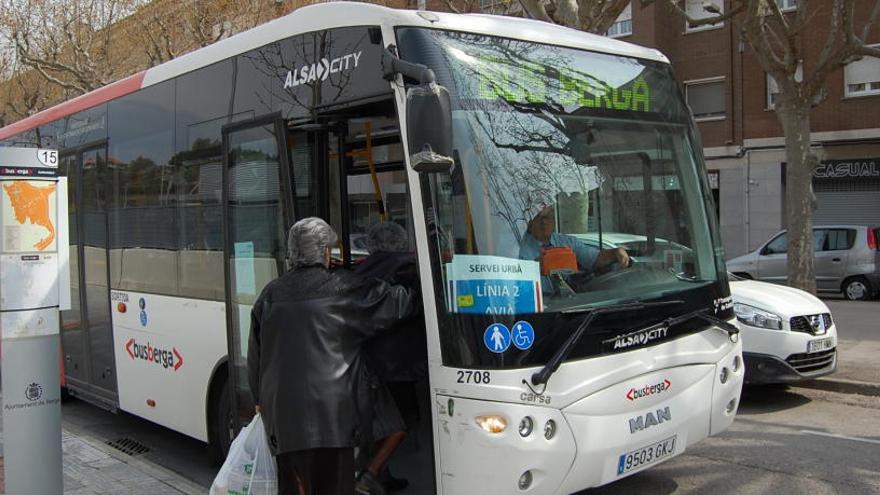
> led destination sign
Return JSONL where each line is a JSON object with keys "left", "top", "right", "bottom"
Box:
{"left": 477, "top": 63, "right": 652, "bottom": 113}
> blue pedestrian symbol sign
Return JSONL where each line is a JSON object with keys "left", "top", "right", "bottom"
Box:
{"left": 139, "top": 310, "right": 148, "bottom": 327}
{"left": 512, "top": 321, "right": 535, "bottom": 350}
{"left": 483, "top": 323, "right": 511, "bottom": 353}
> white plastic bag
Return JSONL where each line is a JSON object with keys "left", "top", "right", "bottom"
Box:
{"left": 210, "top": 413, "right": 278, "bottom": 495}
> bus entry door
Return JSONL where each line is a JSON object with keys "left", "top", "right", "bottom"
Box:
{"left": 222, "top": 116, "right": 292, "bottom": 428}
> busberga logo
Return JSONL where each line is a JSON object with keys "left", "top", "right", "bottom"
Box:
{"left": 626, "top": 379, "right": 671, "bottom": 401}
{"left": 125, "top": 338, "right": 184, "bottom": 371}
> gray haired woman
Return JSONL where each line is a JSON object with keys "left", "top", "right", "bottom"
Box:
{"left": 248, "top": 217, "right": 414, "bottom": 495}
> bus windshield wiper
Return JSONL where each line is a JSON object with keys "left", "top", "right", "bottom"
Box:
{"left": 687, "top": 309, "right": 740, "bottom": 337}
{"left": 530, "top": 300, "right": 685, "bottom": 387}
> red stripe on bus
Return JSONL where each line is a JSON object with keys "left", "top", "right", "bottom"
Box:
{"left": 0, "top": 71, "right": 147, "bottom": 141}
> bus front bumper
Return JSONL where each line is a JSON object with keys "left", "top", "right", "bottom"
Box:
{"left": 435, "top": 356, "right": 743, "bottom": 494}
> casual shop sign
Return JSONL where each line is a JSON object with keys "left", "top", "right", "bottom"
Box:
{"left": 813, "top": 159, "right": 880, "bottom": 179}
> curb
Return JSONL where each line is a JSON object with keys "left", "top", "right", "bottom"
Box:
{"left": 62, "top": 422, "right": 207, "bottom": 495}
{"left": 792, "top": 377, "right": 880, "bottom": 397}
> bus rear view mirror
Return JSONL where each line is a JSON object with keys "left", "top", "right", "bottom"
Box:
{"left": 406, "top": 83, "right": 454, "bottom": 173}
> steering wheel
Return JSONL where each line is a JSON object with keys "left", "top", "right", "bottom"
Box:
{"left": 566, "top": 258, "right": 647, "bottom": 293}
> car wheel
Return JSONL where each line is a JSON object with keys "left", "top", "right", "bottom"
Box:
{"left": 843, "top": 277, "right": 871, "bottom": 301}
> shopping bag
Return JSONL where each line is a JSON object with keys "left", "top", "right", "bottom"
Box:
{"left": 210, "top": 413, "right": 278, "bottom": 495}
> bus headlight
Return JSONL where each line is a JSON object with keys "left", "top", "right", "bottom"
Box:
{"left": 544, "top": 419, "right": 556, "bottom": 440}
{"left": 518, "top": 417, "right": 533, "bottom": 437}
{"left": 475, "top": 415, "right": 507, "bottom": 433}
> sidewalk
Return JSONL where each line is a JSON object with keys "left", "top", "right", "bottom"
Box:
{"left": 0, "top": 407, "right": 204, "bottom": 494}
{"left": 795, "top": 337, "right": 880, "bottom": 396}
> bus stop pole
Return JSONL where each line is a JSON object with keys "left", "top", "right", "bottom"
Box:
{"left": 0, "top": 147, "right": 67, "bottom": 495}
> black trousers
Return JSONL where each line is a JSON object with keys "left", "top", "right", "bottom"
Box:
{"left": 276, "top": 447, "right": 354, "bottom": 495}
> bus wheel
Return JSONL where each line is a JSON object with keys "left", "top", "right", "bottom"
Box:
{"left": 208, "top": 376, "right": 234, "bottom": 465}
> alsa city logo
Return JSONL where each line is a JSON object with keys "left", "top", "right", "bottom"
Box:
{"left": 125, "top": 338, "right": 184, "bottom": 371}
{"left": 284, "top": 51, "right": 363, "bottom": 88}
{"left": 608, "top": 325, "right": 669, "bottom": 350}
{"left": 626, "top": 379, "right": 671, "bottom": 401}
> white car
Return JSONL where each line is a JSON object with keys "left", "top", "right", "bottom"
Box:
{"left": 729, "top": 275, "right": 838, "bottom": 384}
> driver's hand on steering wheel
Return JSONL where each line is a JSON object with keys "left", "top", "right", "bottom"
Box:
{"left": 596, "top": 246, "right": 630, "bottom": 270}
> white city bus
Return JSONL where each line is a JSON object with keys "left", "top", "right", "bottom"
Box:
{"left": 0, "top": 3, "right": 743, "bottom": 492}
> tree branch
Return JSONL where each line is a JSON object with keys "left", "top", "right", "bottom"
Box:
{"left": 518, "top": 0, "right": 555, "bottom": 23}
{"left": 664, "top": 0, "right": 746, "bottom": 29}
{"left": 860, "top": 0, "right": 880, "bottom": 43}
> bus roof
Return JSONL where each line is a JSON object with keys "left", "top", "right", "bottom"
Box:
{"left": 0, "top": 2, "right": 669, "bottom": 142}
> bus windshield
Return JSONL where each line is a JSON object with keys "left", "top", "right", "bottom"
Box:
{"left": 398, "top": 29, "right": 729, "bottom": 367}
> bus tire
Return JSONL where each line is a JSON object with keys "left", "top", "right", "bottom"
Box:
{"left": 208, "top": 373, "right": 234, "bottom": 465}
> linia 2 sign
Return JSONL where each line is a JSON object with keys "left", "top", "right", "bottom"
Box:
{"left": 284, "top": 51, "right": 363, "bottom": 88}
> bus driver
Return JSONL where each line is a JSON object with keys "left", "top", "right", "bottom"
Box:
{"left": 519, "top": 204, "right": 630, "bottom": 295}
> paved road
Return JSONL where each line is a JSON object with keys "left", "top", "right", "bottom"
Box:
{"left": 580, "top": 385, "right": 880, "bottom": 494}
{"left": 63, "top": 383, "right": 880, "bottom": 494}
{"left": 821, "top": 297, "right": 879, "bottom": 342}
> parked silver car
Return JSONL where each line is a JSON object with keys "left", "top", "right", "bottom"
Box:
{"left": 727, "top": 225, "right": 880, "bottom": 300}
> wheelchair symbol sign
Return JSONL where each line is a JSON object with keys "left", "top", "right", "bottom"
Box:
{"left": 512, "top": 321, "right": 535, "bottom": 350}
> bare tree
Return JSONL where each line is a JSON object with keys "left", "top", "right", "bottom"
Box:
{"left": 664, "top": 0, "right": 880, "bottom": 293}
{"left": 442, "top": 0, "right": 520, "bottom": 15}
{"left": 517, "top": 0, "right": 635, "bottom": 33}
{"left": 0, "top": 0, "right": 146, "bottom": 96}
{"left": 0, "top": 32, "right": 53, "bottom": 124}
{"left": 2, "top": 64, "right": 54, "bottom": 121}
{"left": 0, "top": 43, "right": 12, "bottom": 125}
{"left": 132, "top": 0, "right": 273, "bottom": 67}
{"left": 0, "top": 0, "right": 279, "bottom": 119}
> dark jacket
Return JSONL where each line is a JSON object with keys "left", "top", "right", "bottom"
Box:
{"left": 247, "top": 264, "right": 413, "bottom": 455}
{"left": 354, "top": 252, "right": 428, "bottom": 382}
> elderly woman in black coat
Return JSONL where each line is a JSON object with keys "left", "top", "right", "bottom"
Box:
{"left": 247, "top": 217, "right": 414, "bottom": 495}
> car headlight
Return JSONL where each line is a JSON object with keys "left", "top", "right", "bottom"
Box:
{"left": 733, "top": 302, "right": 783, "bottom": 330}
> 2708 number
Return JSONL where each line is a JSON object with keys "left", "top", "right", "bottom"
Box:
{"left": 457, "top": 370, "right": 491, "bottom": 384}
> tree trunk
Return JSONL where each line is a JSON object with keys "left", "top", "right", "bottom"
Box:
{"left": 778, "top": 99, "right": 817, "bottom": 293}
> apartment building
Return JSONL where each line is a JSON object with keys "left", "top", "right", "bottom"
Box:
{"left": 603, "top": 0, "right": 880, "bottom": 258}
{"left": 3, "top": 0, "right": 876, "bottom": 259}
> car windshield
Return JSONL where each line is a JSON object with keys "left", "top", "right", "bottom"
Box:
{"left": 398, "top": 29, "right": 729, "bottom": 367}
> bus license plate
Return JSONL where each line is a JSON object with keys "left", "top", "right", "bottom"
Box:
{"left": 807, "top": 337, "right": 833, "bottom": 353}
{"left": 617, "top": 435, "right": 677, "bottom": 476}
